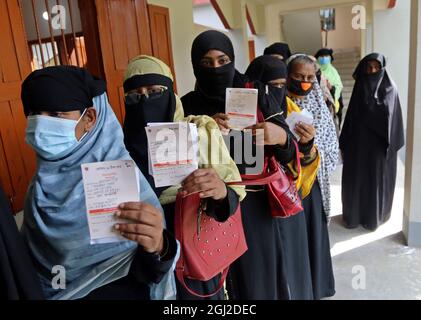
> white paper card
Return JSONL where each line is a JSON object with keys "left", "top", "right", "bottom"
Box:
{"left": 81, "top": 160, "right": 139, "bottom": 244}
{"left": 225, "top": 88, "right": 258, "bottom": 130}
{"left": 286, "top": 110, "right": 314, "bottom": 141}
{"left": 146, "top": 122, "right": 198, "bottom": 188}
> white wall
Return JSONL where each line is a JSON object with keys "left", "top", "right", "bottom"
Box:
{"left": 264, "top": 5, "right": 284, "bottom": 45}
{"left": 281, "top": 10, "right": 323, "bottom": 55}
{"left": 193, "top": 4, "right": 228, "bottom": 31}
{"left": 147, "top": 0, "right": 196, "bottom": 97}
{"left": 254, "top": 34, "right": 268, "bottom": 57}
{"left": 372, "top": 0, "right": 411, "bottom": 135}
{"left": 321, "top": 5, "right": 361, "bottom": 51}
{"left": 403, "top": 0, "right": 421, "bottom": 246}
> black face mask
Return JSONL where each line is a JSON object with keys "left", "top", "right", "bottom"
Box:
{"left": 125, "top": 90, "right": 174, "bottom": 127}
{"left": 288, "top": 78, "right": 314, "bottom": 96}
{"left": 267, "top": 85, "right": 287, "bottom": 115}
{"left": 269, "top": 85, "right": 287, "bottom": 105}
{"left": 123, "top": 90, "right": 175, "bottom": 194}
{"left": 194, "top": 63, "right": 235, "bottom": 97}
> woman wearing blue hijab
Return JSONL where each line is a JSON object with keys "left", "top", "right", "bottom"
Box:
{"left": 20, "top": 66, "right": 178, "bottom": 300}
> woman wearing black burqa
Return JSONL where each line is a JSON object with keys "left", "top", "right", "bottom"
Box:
{"left": 264, "top": 42, "right": 292, "bottom": 62}
{"left": 340, "top": 53, "right": 405, "bottom": 231}
{"left": 247, "top": 55, "right": 335, "bottom": 300}
{"left": 181, "top": 30, "right": 313, "bottom": 300}
{"left": 0, "top": 186, "right": 44, "bottom": 300}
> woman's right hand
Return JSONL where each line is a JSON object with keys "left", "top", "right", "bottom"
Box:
{"left": 212, "top": 113, "right": 231, "bottom": 133}
{"left": 295, "top": 122, "right": 316, "bottom": 145}
{"left": 247, "top": 122, "right": 288, "bottom": 146}
{"left": 180, "top": 168, "right": 227, "bottom": 201}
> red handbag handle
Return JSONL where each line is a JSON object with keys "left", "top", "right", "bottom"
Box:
{"left": 226, "top": 141, "right": 301, "bottom": 187}
{"left": 176, "top": 263, "right": 229, "bottom": 299}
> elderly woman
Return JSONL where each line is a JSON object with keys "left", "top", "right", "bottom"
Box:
{"left": 122, "top": 55, "right": 245, "bottom": 300}
{"left": 246, "top": 55, "right": 322, "bottom": 300}
{"left": 20, "top": 66, "right": 177, "bottom": 300}
{"left": 286, "top": 54, "right": 338, "bottom": 299}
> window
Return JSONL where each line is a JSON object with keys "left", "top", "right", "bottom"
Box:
{"left": 320, "top": 8, "right": 336, "bottom": 31}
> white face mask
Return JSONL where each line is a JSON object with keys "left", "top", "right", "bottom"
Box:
{"left": 25, "top": 109, "right": 87, "bottom": 160}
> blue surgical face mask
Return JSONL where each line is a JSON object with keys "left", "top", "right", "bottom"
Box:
{"left": 26, "top": 109, "right": 88, "bottom": 160}
{"left": 318, "top": 56, "right": 331, "bottom": 65}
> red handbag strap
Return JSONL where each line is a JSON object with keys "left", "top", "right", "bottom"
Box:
{"left": 230, "top": 169, "right": 281, "bottom": 186}
{"left": 227, "top": 142, "right": 301, "bottom": 187}
{"left": 175, "top": 264, "right": 229, "bottom": 298}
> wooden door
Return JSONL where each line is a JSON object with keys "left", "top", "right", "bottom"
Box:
{"left": 0, "top": 0, "right": 35, "bottom": 212}
{"left": 95, "top": 0, "right": 153, "bottom": 123}
{"left": 148, "top": 4, "right": 177, "bottom": 91}
{"left": 248, "top": 40, "right": 256, "bottom": 62}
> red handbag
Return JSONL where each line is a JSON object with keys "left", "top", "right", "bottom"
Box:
{"left": 174, "top": 148, "right": 302, "bottom": 298}
{"left": 241, "top": 144, "right": 303, "bottom": 218}
{"left": 174, "top": 192, "right": 247, "bottom": 298}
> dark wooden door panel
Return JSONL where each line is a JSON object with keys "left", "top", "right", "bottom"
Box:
{"left": 95, "top": 0, "right": 152, "bottom": 123}
{"left": 0, "top": 0, "right": 34, "bottom": 212}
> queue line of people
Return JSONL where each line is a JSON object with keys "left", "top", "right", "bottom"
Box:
{"left": 0, "top": 30, "right": 404, "bottom": 300}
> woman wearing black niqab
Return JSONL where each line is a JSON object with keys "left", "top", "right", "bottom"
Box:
{"left": 182, "top": 30, "right": 301, "bottom": 300}
{"left": 264, "top": 42, "right": 292, "bottom": 61}
{"left": 246, "top": 55, "right": 334, "bottom": 300}
{"left": 340, "top": 53, "right": 405, "bottom": 231}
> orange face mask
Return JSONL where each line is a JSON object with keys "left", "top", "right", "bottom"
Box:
{"left": 301, "top": 82, "right": 313, "bottom": 91}
{"left": 288, "top": 78, "right": 314, "bottom": 96}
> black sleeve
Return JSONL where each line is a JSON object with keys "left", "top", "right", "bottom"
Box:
{"left": 129, "top": 229, "right": 177, "bottom": 285}
{"left": 299, "top": 138, "right": 314, "bottom": 156}
{"left": 204, "top": 187, "right": 240, "bottom": 223}
{"left": 270, "top": 133, "right": 296, "bottom": 165}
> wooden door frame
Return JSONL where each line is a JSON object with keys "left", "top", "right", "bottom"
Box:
{"left": 0, "top": 0, "right": 34, "bottom": 212}
{"left": 78, "top": 0, "right": 105, "bottom": 79}
{"left": 147, "top": 4, "right": 177, "bottom": 92}
{"left": 94, "top": 0, "right": 153, "bottom": 122}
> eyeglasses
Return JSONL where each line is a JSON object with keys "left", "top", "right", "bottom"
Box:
{"left": 125, "top": 86, "right": 168, "bottom": 105}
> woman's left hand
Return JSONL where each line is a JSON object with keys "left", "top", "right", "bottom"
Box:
{"left": 181, "top": 168, "right": 227, "bottom": 201}
{"left": 246, "top": 122, "right": 288, "bottom": 146}
{"left": 115, "top": 202, "right": 164, "bottom": 254}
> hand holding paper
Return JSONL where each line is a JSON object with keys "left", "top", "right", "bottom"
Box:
{"left": 226, "top": 88, "right": 258, "bottom": 130}
{"left": 286, "top": 110, "right": 314, "bottom": 142}
{"left": 146, "top": 122, "right": 199, "bottom": 188}
{"left": 81, "top": 160, "right": 140, "bottom": 244}
{"left": 295, "top": 122, "right": 316, "bottom": 144}
{"left": 180, "top": 168, "right": 228, "bottom": 200}
{"left": 115, "top": 202, "right": 164, "bottom": 254}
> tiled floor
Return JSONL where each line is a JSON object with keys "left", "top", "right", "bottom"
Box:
{"left": 328, "top": 160, "right": 421, "bottom": 300}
